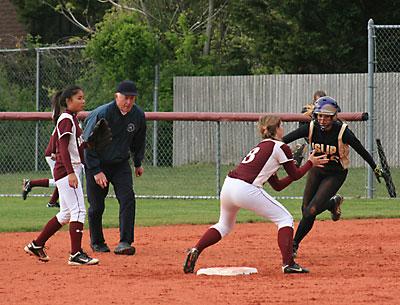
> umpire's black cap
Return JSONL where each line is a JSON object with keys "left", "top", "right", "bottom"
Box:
{"left": 116, "top": 80, "right": 138, "bottom": 96}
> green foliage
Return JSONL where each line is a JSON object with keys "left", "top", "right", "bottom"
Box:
{"left": 11, "top": 0, "right": 110, "bottom": 44}
{"left": 229, "top": 0, "right": 400, "bottom": 74}
{"left": 9, "top": 0, "right": 400, "bottom": 111}
{"left": 83, "top": 12, "right": 157, "bottom": 110}
{"left": 0, "top": 37, "right": 41, "bottom": 114}
{"left": 0, "top": 75, "right": 34, "bottom": 112}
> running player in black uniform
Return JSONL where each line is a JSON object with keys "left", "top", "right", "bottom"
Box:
{"left": 282, "top": 96, "right": 383, "bottom": 257}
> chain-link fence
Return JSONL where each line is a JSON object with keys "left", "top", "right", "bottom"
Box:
{"left": 1, "top": 116, "right": 380, "bottom": 200}
{"left": 1, "top": 41, "right": 398, "bottom": 199}
{"left": 367, "top": 20, "right": 400, "bottom": 197}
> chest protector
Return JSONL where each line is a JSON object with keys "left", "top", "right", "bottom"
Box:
{"left": 308, "top": 121, "right": 350, "bottom": 169}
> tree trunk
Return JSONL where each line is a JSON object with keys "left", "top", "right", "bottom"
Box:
{"left": 203, "top": 0, "right": 214, "bottom": 55}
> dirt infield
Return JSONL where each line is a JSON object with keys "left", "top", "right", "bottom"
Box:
{"left": 1, "top": 219, "right": 399, "bottom": 305}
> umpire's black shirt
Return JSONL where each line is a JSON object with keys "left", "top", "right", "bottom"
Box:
{"left": 83, "top": 100, "right": 146, "bottom": 176}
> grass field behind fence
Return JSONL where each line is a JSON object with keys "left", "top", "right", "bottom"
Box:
{"left": 0, "top": 165, "right": 398, "bottom": 232}
{"left": 1, "top": 165, "right": 399, "bottom": 198}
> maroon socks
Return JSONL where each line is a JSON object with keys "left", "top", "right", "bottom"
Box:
{"left": 30, "top": 179, "right": 49, "bottom": 188}
{"left": 69, "top": 221, "right": 84, "bottom": 254}
{"left": 34, "top": 216, "right": 62, "bottom": 246}
{"left": 278, "top": 226, "right": 295, "bottom": 266}
{"left": 195, "top": 228, "right": 222, "bottom": 254}
{"left": 49, "top": 187, "right": 59, "bottom": 205}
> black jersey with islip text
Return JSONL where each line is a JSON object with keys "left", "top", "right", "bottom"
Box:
{"left": 282, "top": 121, "right": 377, "bottom": 171}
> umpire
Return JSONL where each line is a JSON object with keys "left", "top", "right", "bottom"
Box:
{"left": 83, "top": 80, "right": 146, "bottom": 255}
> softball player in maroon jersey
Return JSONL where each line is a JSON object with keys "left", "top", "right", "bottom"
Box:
{"left": 24, "top": 85, "right": 98, "bottom": 266}
{"left": 22, "top": 130, "right": 60, "bottom": 207}
{"left": 21, "top": 93, "right": 66, "bottom": 207}
{"left": 184, "top": 115, "right": 328, "bottom": 274}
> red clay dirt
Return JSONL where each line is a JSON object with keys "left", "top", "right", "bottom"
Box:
{"left": 1, "top": 219, "right": 399, "bottom": 305}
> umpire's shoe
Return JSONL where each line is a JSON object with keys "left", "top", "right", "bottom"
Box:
{"left": 183, "top": 248, "right": 199, "bottom": 274}
{"left": 331, "top": 194, "right": 344, "bottom": 222}
{"left": 282, "top": 262, "right": 309, "bottom": 274}
{"left": 22, "top": 179, "right": 32, "bottom": 200}
{"left": 114, "top": 242, "right": 135, "bottom": 255}
{"left": 90, "top": 242, "right": 110, "bottom": 253}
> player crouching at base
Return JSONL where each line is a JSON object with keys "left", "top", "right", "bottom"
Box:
{"left": 24, "top": 86, "right": 98, "bottom": 266}
{"left": 183, "top": 115, "right": 329, "bottom": 274}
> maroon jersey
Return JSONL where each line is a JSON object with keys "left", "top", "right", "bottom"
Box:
{"left": 44, "top": 130, "right": 56, "bottom": 157}
{"left": 228, "top": 139, "right": 293, "bottom": 187}
{"left": 53, "top": 111, "right": 84, "bottom": 180}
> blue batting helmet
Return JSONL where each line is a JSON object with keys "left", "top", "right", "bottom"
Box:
{"left": 313, "top": 96, "right": 339, "bottom": 116}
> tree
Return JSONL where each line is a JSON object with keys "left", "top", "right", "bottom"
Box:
{"left": 11, "top": 0, "right": 110, "bottom": 44}
{"left": 228, "top": 0, "right": 400, "bottom": 73}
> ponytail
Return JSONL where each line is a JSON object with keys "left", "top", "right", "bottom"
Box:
{"left": 51, "top": 90, "right": 63, "bottom": 125}
{"left": 51, "top": 85, "right": 83, "bottom": 124}
{"left": 258, "top": 115, "right": 281, "bottom": 139}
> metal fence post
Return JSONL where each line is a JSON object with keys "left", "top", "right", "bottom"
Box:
{"left": 153, "top": 64, "right": 159, "bottom": 166}
{"left": 367, "top": 19, "right": 376, "bottom": 198}
{"left": 35, "top": 48, "right": 40, "bottom": 172}
{"left": 216, "top": 121, "right": 221, "bottom": 198}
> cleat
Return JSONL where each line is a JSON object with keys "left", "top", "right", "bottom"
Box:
{"left": 282, "top": 262, "right": 309, "bottom": 274}
{"left": 24, "top": 241, "right": 49, "bottom": 261}
{"left": 46, "top": 202, "right": 60, "bottom": 208}
{"left": 68, "top": 251, "right": 99, "bottom": 266}
{"left": 22, "top": 179, "right": 32, "bottom": 200}
{"left": 183, "top": 248, "right": 199, "bottom": 274}
{"left": 331, "top": 194, "right": 344, "bottom": 221}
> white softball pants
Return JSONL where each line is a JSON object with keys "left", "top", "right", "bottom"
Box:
{"left": 211, "top": 176, "right": 294, "bottom": 237}
{"left": 55, "top": 165, "right": 86, "bottom": 225}
{"left": 45, "top": 156, "right": 56, "bottom": 187}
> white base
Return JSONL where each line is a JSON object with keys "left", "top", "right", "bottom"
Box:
{"left": 196, "top": 267, "right": 258, "bottom": 276}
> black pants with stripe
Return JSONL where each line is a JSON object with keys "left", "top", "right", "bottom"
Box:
{"left": 294, "top": 167, "right": 348, "bottom": 247}
{"left": 86, "top": 160, "right": 136, "bottom": 246}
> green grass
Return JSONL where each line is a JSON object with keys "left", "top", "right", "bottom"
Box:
{"left": 1, "top": 164, "right": 398, "bottom": 232}
{"left": 0, "top": 196, "right": 398, "bottom": 232}
{"left": 1, "top": 165, "right": 399, "bottom": 198}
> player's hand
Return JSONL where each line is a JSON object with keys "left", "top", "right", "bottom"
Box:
{"left": 68, "top": 173, "right": 78, "bottom": 189}
{"left": 374, "top": 165, "right": 383, "bottom": 183}
{"left": 135, "top": 166, "right": 144, "bottom": 177}
{"left": 94, "top": 172, "right": 108, "bottom": 188}
{"left": 308, "top": 150, "right": 329, "bottom": 167}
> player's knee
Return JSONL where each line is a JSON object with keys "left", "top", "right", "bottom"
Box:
{"left": 88, "top": 204, "right": 105, "bottom": 216}
{"left": 303, "top": 205, "right": 318, "bottom": 218}
{"left": 71, "top": 208, "right": 86, "bottom": 223}
{"left": 276, "top": 214, "right": 294, "bottom": 229}
{"left": 211, "top": 223, "right": 232, "bottom": 238}
{"left": 56, "top": 212, "right": 71, "bottom": 225}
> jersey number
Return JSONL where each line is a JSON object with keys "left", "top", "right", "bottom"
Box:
{"left": 241, "top": 147, "right": 260, "bottom": 164}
